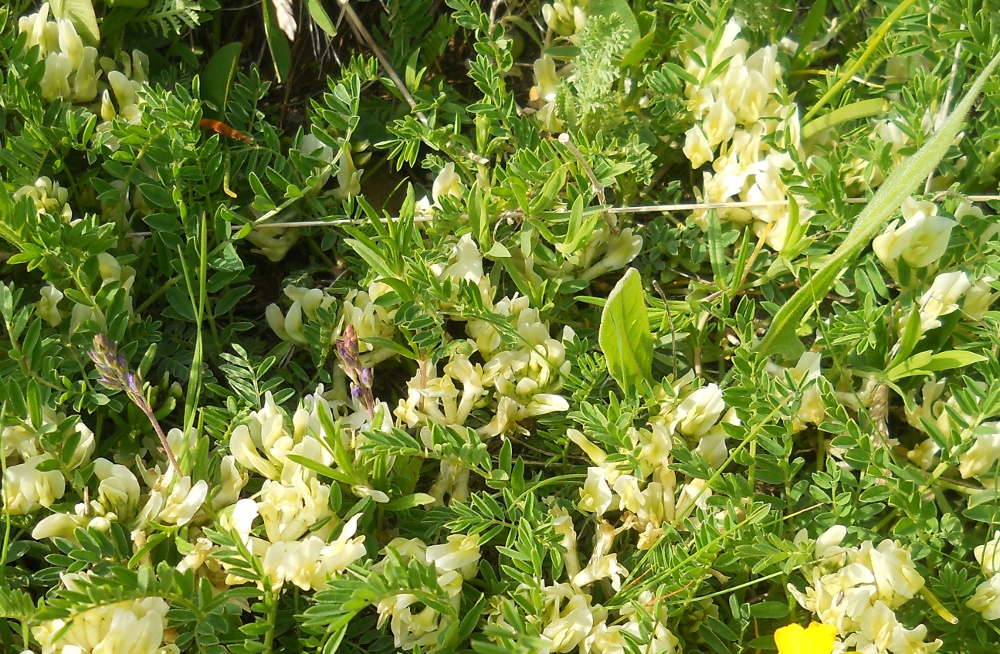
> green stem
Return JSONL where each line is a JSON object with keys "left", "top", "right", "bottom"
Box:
{"left": 0, "top": 403, "right": 10, "bottom": 584}
{"left": 801, "top": 0, "right": 919, "bottom": 124}
{"left": 263, "top": 588, "right": 279, "bottom": 654}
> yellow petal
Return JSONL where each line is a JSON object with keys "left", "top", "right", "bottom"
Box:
{"left": 774, "top": 622, "right": 836, "bottom": 654}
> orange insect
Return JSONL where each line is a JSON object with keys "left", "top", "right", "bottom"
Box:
{"left": 199, "top": 118, "right": 253, "bottom": 143}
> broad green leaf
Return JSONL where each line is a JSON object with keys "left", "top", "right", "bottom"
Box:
{"left": 802, "top": 98, "right": 887, "bottom": 140}
{"left": 790, "top": 0, "right": 826, "bottom": 69}
{"left": 590, "top": 0, "right": 639, "bottom": 45}
{"left": 886, "top": 350, "right": 988, "bottom": 382}
{"left": 886, "top": 308, "right": 922, "bottom": 369}
{"left": 621, "top": 30, "right": 654, "bottom": 68}
{"left": 262, "top": 0, "right": 292, "bottom": 82}
{"left": 382, "top": 493, "right": 435, "bottom": 511}
{"left": 201, "top": 43, "right": 243, "bottom": 114}
{"left": 599, "top": 267, "right": 653, "bottom": 392}
{"left": 51, "top": 0, "right": 100, "bottom": 45}
{"left": 306, "top": 0, "right": 338, "bottom": 37}
{"left": 756, "top": 51, "right": 1000, "bottom": 359}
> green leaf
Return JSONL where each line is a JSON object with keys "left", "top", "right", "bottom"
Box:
{"left": 791, "top": 0, "right": 827, "bottom": 70}
{"left": 306, "top": 0, "right": 338, "bottom": 37}
{"left": 51, "top": 0, "right": 100, "bottom": 45}
{"left": 262, "top": 0, "right": 292, "bottom": 82}
{"left": 139, "top": 184, "right": 176, "bottom": 210}
{"left": 620, "top": 30, "right": 654, "bottom": 68}
{"left": 802, "top": 98, "right": 887, "bottom": 141}
{"left": 590, "top": 0, "right": 639, "bottom": 45}
{"left": 201, "top": 43, "right": 243, "bottom": 114}
{"left": 886, "top": 350, "right": 988, "bottom": 382}
{"left": 286, "top": 454, "right": 356, "bottom": 486}
{"left": 382, "top": 493, "right": 435, "bottom": 511}
{"left": 756, "top": 51, "right": 1000, "bottom": 358}
{"left": 599, "top": 267, "right": 653, "bottom": 392}
{"left": 749, "top": 601, "right": 789, "bottom": 618}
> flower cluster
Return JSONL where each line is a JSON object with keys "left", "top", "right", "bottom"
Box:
{"left": 18, "top": 2, "right": 149, "bottom": 121}
{"left": 789, "top": 526, "right": 942, "bottom": 654}
{"left": 903, "top": 378, "right": 1000, "bottom": 479}
{"left": 968, "top": 531, "right": 1000, "bottom": 620}
{"left": 266, "top": 279, "right": 396, "bottom": 361}
{"left": 488, "top": 580, "right": 680, "bottom": 654}
{"left": 2, "top": 407, "right": 94, "bottom": 515}
{"left": 32, "top": 573, "right": 170, "bottom": 654}
{"left": 542, "top": 0, "right": 588, "bottom": 37}
{"left": 374, "top": 533, "right": 481, "bottom": 650}
{"left": 13, "top": 176, "right": 74, "bottom": 223}
{"left": 682, "top": 19, "right": 810, "bottom": 250}
{"left": 570, "top": 373, "right": 734, "bottom": 548}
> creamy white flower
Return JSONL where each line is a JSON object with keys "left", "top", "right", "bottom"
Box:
{"left": 675, "top": 383, "right": 725, "bottom": 437}
{"left": 959, "top": 422, "right": 1000, "bottom": 478}
{"left": 19, "top": 3, "right": 58, "bottom": 57}
{"left": 36, "top": 285, "right": 64, "bottom": 326}
{"left": 964, "top": 275, "right": 996, "bottom": 320}
{"left": 572, "top": 521, "right": 627, "bottom": 591}
{"left": 176, "top": 536, "right": 215, "bottom": 574}
{"left": 245, "top": 226, "right": 299, "bottom": 262}
{"left": 156, "top": 476, "right": 208, "bottom": 526}
{"left": 861, "top": 540, "right": 924, "bottom": 607}
{"left": 815, "top": 524, "right": 848, "bottom": 560}
{"left": 425, "top": 533, "right": 480, "bottom": 577}
{"left": 613, "top": 474, "right": 645, "bottom": 515}
{"left": 258, "top": 474, "right": 332, "bottom": 543}
{"left": 683, "top": 125, "right": 714, "bottom": 168}
{"left": 32, "top": 510, "right": 90, "bottom": 540}
{"left": 542, "top": 592, "right": 594, "bottom": 653}
{"left": 976, "top": 531, "right": 1000, "bottom": 578}
{"left": 873, "top": 198, "right": 955, "bottom": 269}
{"left": 582, "top": 228, "right": 643, "bottom": 280}
{"left": 333, "top": 147, "right": 362, "bottom": 200}
{"left": 580, "top": 465, "right": 614, "bottom": 515}
{"left": 969, "top": 574, "right": 1000, "bottom": 620}
{"left": 71, "top": 46, "right": 98, "bottom": 102}
{"left": 531, "top": 55, "right": 559, "bottom": 105}
{"left": 32, "top": 595, "right": 169, "bottom": 654}
{"left": 262, "top": 515, "right": 366, "bottom": 591}
{"left": 41, "top": 52, "right": 73, "bottom": 101}
{"left": 211, "top": 454, "right": 249, "bottom": 509}
{"left": 93, "top": 458, "right": 141, "bottom": 518}
{"left": 3, "top": 455, "right": 65, "bottom": 514}
{"left": 265, "top": 285, "right": 335, "bottom": 346}
{"left": 919, "top": 271, "right": 971, "bottom": 331}
{"left": 703, "top": 100, "right": 736, "bottom": 148}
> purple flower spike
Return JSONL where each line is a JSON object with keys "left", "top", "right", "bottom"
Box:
{"left": 336, "top": 324, "right": 376, "bottom": 419}
{"left": 89, "top": 334, "right": 182, "bottom": 476}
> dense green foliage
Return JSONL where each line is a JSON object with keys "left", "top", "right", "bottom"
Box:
{"left": 2, "top": 0, "right": 1000, "bottom": 653}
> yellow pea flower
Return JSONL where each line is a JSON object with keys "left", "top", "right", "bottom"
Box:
{"left": 774, "top": 622, "right": 836, "bottom": 654}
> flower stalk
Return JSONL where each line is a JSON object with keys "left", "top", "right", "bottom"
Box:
{"left": 89, "top": 334, "right": 182, "bottom": 476}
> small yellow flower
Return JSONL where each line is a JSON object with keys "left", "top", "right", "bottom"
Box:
{"left": 774, "top": 622, "right": 836, "bottom": 654}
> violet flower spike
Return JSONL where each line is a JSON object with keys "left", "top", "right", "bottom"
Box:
{"left": 335, "top": 324, "right": 376, "bottom": 418}
{"left": 89, "top": 334, "right": 182, "bottom": 476}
